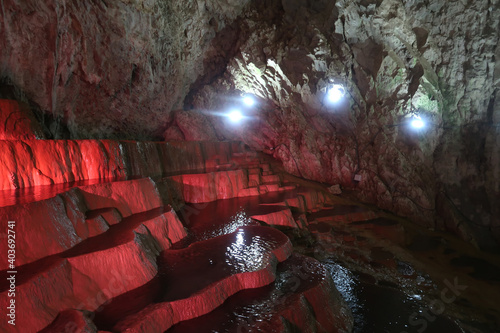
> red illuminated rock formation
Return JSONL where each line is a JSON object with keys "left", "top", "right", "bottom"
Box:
{"left": 0, "top": 140, "right": 126, "bottom": 190}
{"left": 0, "top": 231, "right": 160, "bottom": 333}
{"left": 68, "top": 233, "right": 160, "bottom": 306}
{"left": 114, "top": 266, "right": 280, "bottom": 333}
{"left": 168, "top": 254, "right": 353, "bottom": 333}
{"left": 251, "top": 207, "right": 298, "bottom": 228}
{"left": 38, "top": 309, "right": 97, "bottom": 333}
{"left": 0, "top": 140, "right": 248, "bottom": 191}
{"left": 237, "top": 187, "right": 261, "bottom": 197}
{"left": 298, "top": 189, "right": 329, "bottom": 212}
{"left": 0, "top": 188, "right": 86, "bottom": 270}
{"left": 135, "top": 209, "right": 188, "bottom": 250}
{"left": 113, "top": 226, "right": 293, "bottom": 333}
{"left": 0, "top": 137, "right": 353, "bottom": 332}
{"left": 171, "top": 170, "right": 249, "bottom": 203}
{"left": 284, "top": 196, "right": 308, "bottom": 213}
{"left": 1, "top": 261, "right": 78, "bottom": 333}
{"left": 0, "top": 206, "right": 188, "bottom": 333}
{"left": 79, "top": 178, "right": 163, "bottom": 217}
{"left": 0, "top": 178, "right": 164, "bottom": 270}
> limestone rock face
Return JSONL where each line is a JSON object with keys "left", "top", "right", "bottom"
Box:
{"left": 0, "top": 0, "right": 249, "bottom": 139}
{"left": 187, "top": 0, "right": 500, "bottom": 249}
{"left": 0, "top": 100, "right": 46, "bottom": 140}
{"left": 0, "top": 140, "right": 245, "bottom": 190}
{"left": 38, "top": 309, "right": 97, "bottom": 333}
{"left": 1, "top": 0, "right": 499, "bottom": 248}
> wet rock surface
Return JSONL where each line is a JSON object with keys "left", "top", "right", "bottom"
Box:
{"left": 293, "top": 205, "right": 500, "bottom": 333}
{"left": 108, "top": 226, "right": 292, "bottom": 332}
{"left": 168, "top": 253, "right": 353, "bottom": 333}
{"left": 0, "top": 143, "right": 356, "bottom": 332}
{"left": 0, "top": 139, "right": 247, "bottom": 191}
{"left": 0, "top": 141, "right": 499, "bottom": 332}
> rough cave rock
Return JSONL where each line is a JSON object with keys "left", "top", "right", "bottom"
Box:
{"left": 1, "top": 0, "right": 498, "bottom": 248}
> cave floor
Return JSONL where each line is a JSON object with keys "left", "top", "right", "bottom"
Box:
{"left": 2, "top": 146, "right": 500, "bottom": 332}
{"left": 300, "top": 202, "right": 500, "bottom": 333}
{"left": 92, "top": 179, "right": 500, "bottom": 332}
{"left": 169, "top": 192, "right": 500, "bottom": 332}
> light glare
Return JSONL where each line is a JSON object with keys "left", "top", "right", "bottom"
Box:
{"left": 327, "top": 84, "right": 345, "bottom": 103}
{"left": 228, "top": 110, "right": 243, "bottom": 123}
{"left": 243, "top": 96, "right": 255, "bottom": 107}
{"left": 410, "top": 118, "right": 425, "bottom": 129}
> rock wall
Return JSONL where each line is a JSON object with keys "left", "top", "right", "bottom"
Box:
{"left": 184, "top": 0, "right": 500, "bottom": 249}
{"left": 1, "top": 0, "right": 499, "bottom": 249}
{"left": 0, "top": 100, "right": 46, "bottom": 140}
{"left": 0, "top": 0, "right": 249, "bottom": 139}
{"left": 0, "top": 131, "right": 246, "bottom": 191}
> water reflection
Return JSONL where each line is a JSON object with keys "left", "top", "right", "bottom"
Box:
{"left": 225, "top": 229, "right": 279, "bottom": 273}
{"left": 322, "top": 259, "right": 463, "bottom": 333}
{"left": 200, "top": 209, "right": 253, "bottom": 241}
{"left": 0, "top": 177, "right": 129, "bottom": 207}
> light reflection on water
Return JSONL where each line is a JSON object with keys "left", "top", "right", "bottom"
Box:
{"left": 0, "top": 177, "right": 127, "bottom": 207}
{"left": 225, "top": 229, "right": 279, "bottom": 273}
{"left": 323, "top": 260, "right": 363, "bottom": 324}
{"left": 321, "top": 259, "right": 463, "bottom": 333}
{"left": 200, "top": 209, "right": 253, "bottom": 241}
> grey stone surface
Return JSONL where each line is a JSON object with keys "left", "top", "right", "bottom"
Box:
{"left": 1, "top": 0, "right": 498, "bottom": 248}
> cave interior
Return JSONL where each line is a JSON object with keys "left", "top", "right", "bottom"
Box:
{"left": 0, "top": 0, "right": 499, "bottom": 332}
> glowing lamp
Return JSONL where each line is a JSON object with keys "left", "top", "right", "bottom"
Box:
{"left": 410, "top": 117, "right": 425, "bottom": 129}
{"left": 327, "top": 84, "right": 345, "bottom": 103}
{"left": 227, "top": 110, "right": 243, "bottom": 123}
{"left": 242, "top": 95, "right": 255, "bottom": 107}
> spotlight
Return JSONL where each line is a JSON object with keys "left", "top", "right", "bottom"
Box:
{"left": 327, "top": 84, "right": 345, "bottom": 103}
{"left": 242, "top": 95, "right": 255, "bottom": 107}
{"left": 410, "top": 117, "right": 425, "bottom": 129}
{"left": 227, "top": 110, "right": 243, "bottom": 123}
